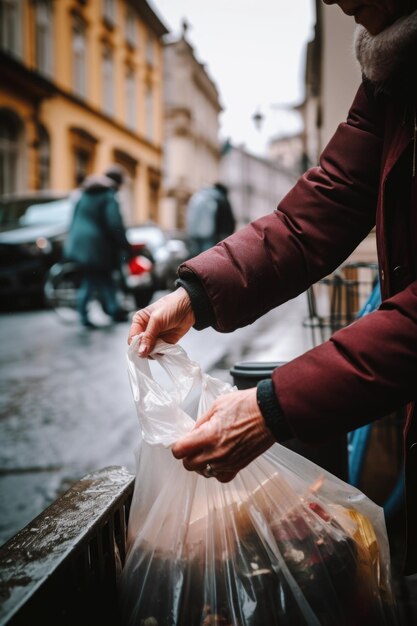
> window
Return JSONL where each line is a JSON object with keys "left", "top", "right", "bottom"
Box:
{"left": 0, "top": 0, "right": 22, "bottom": 57}
{"left": 145, "top": 84, "right": 154, "bottom": 141}
{"left": 102, "top": 0, "right": 115, "bottom": 25}
{"left": 70, "top": 126, "right": 97, "bottom": 186}
{"left": 125, "top": 5, "right": 137, "bottom": 47}
{"left": 145, "top": 33, "right": 154, "bottom": 65}
{"left": 37, "top": 125, "right": 50, "bottom": 189}
{"left": 125, "top": 67, "right": 136, "bottom": 130}
{"left": 102, "top": 44, "right": 114, "bottom": 116}
{"left": 113, "top": 149, "right": 137, "bottom": 224}
{"left": 0, "top": 110, "right": 22, "bottom": 195}
{"left": 35, "top": 0, "right": 53, "bottom": 77}
{"left": 74, "top": 149, "right": 90, "bottom": 186}
{"left": 148, "top": 169, "right": 160, "bottom": 222}
{"left": 72, "top": 15, "right": 87, "bottom": 98}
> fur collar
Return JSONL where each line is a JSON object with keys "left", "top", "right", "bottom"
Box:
{"left": 354, "top": 10, "right": 417, "bottom": 83}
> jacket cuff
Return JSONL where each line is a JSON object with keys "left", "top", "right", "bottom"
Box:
{"left": 175, "top": 273, "right": 215, "bottom": 330}
{"left": 256, "top": 379, "right": 293, "bottom": 442}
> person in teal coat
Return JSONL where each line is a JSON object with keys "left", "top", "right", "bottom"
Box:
{"left": 64, "top": 164, "right": 132, "bottom": 328}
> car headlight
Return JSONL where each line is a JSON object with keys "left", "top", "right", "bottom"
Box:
{"left": 21, "top": 237, "right": 53, "bottom": 256}
{"left": 35, "top": 237, "right": 53, "bottom": 253}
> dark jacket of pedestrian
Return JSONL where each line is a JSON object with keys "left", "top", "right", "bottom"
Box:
{"left": 213, "top": 183, "right": 236, "bottom": 242}
{"left": 186, "top": 183, "right": 235, "bottom": 254}
{"left": 177, "top": 13, "right": 417, "bottom": 572}
{"left": 64, "top": 174, "right": 130, "bottom": 271}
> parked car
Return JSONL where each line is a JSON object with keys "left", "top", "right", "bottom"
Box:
{"left": 0, "top": 192, "right": 155, "bottom": 308}
{"left": 126, "top": 222, "right": 192, "bottom": 291}
{"left": 0, "top": 193, "right": 73, "bottom": 305}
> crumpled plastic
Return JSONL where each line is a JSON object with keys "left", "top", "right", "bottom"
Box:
{"left": 119, "top": 339, "right": 399, "bottom": 626}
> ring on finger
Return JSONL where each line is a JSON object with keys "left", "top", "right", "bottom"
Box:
{"left": 202, "top": 462, "right": 217, "bottom": 478}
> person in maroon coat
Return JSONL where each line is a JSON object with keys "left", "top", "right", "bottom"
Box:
{"left": 129, "top": 0, "right": 417, "bottom": 572}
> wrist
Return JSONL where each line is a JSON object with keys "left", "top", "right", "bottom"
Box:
{"left": 176, "top": 286, "right": 196, "bottom": 325}
{"left": 175, "top": 274, "right": 215, "bottom": 330}
{"left": 256, "top": 379, "right": 293, "bottom": 442}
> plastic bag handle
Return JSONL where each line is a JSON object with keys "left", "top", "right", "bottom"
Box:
{"left": 128, "top": 337, "right": 203, "bottom": 405}
{"left": 127, "top": 338, "right": 234, "bottom": 445}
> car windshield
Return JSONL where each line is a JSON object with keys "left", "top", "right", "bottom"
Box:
{"left": 19, "top": 199, "right": 74, "bottom": 226}
{"left": 129, "top": 226, "right": 165, "bottom": 252}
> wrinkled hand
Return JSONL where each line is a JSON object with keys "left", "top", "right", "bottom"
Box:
{"left": 128, "top": 287, "right": 195, "bottom": 356}
{"left": 172, "top": 388, "right": 275, "bottom": 482}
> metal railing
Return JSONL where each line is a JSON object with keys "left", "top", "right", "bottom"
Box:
{"left": 0, "top": 466, "right": 134, "bottom": 626}
{"left": 304, "top": 261, "right": 379, "bottom": 346}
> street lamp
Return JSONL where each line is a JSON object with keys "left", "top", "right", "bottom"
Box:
{"left": 252, "top": 108, "right": 264, "bottom": 130}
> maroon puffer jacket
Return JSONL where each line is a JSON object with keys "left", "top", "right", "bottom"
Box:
{"left": 178, "top": 80, "right": 417, "bottom": 572}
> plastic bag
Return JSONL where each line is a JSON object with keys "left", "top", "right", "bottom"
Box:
{"left": 119, "top": 339, "right": 399, "bottom": 626}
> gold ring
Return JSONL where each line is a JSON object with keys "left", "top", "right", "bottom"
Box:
{"left": 203, "top": 462, "right": 216, "bottom": 478}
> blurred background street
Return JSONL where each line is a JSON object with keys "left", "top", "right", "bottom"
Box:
{"left": 1, "top": 0, "right": 417, "bottom": 623}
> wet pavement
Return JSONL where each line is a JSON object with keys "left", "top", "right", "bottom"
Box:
{"left": 0, "top": 294, "right": 312, "bottom": 545}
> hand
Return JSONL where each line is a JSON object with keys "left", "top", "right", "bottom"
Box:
{"left": 128, "top": 287, "right": 196, "bottom": 356}
{"left": 172, "top": 388, "right": 275, "bottom": 482}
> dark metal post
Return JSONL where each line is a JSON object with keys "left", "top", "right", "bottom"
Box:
{"left": 0, "top": 466, "right": 134, "bottom": 626}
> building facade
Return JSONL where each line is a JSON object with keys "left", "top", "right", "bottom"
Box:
{"left": 160, "top": 23, "right": 222, "bottom": 230}
{"left": 0, "top": 0, "right": 168, "bottom": 224}
{"left": 220, "top": 141, "right": 297, "bottom": 229}
{"left": 267, "top": 131, "right": 305, "bottom": 176}
{"left": 299, "top": 0, "right": 376, "bottom": 264}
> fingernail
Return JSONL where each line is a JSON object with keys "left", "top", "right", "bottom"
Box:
{"left": 138, "top": 343, "right": 147, "bottom": 356}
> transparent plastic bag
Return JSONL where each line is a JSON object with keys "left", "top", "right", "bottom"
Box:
{"left": 119, "top": 339, "right": 399, "bottom": 626}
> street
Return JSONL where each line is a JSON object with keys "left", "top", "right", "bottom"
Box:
{"left": 0, "top": 293, "right": 312, "bottom": 545}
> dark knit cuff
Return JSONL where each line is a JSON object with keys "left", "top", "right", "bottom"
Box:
{"left": 256, "top": 379, "right": 293, "bottom": 442}
{"left": 175, "top": 273, "right": 215, "bottom": 330}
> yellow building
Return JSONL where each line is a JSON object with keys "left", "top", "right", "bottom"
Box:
{"left": 0, "top": 0, "right": 168, "bottom": 224}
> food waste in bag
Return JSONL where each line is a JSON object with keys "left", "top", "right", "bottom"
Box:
{"left": 119, "top": 339, "right": 399, "bottom": 626}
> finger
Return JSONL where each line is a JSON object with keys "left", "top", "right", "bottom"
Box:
{"left": 172, "top": 422, "right": 212, "bottom": 459}
{"left": 193, "top": 410, "right": 213, "bottom": 428}
{"left": 128, "top": 310, "right": 149, "bottom": 344}
{"left": 215, "top": 471, "right": 237, "bottom": 483}
{"left": 180, "top": 443, "right": 220, "bottom": 469}
{"left": 191, "top": 461, "right": 236, "bottom": 482}
{"left": 137, "top": 314, "right": 161, "bottom": 356}
{"left": 184, "top": 459, "right": 231, "bottom": 480}
{"left": 182, "top": 457, "right": 206, "bottom": 473}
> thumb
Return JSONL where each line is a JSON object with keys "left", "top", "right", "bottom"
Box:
{"left": 172, "top": 417, "right": 214, "bottom": 458}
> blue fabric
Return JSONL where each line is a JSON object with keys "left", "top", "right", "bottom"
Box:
{"left": 77, "top": 270, "right": 119, "bottom": 323}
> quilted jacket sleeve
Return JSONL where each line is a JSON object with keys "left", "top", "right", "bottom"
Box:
{"left": 178, "top": 83, "right": 384, "bottom": 333}
{"left": 275, "top": 282, "right": 417, "bottom": 442}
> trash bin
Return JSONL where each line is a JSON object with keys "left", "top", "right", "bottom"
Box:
{"left": 230, "top": 361, "right": 348, "bottom": 481}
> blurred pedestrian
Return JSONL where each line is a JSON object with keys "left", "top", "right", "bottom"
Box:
{"left": 129, "top": 0, "right": 417, "bottom": 576}
{"left": 213, "top": 182, "right": 236, "bottom": 242}
{"left": 185, "top": 182, "right": 235, "bottom": 254}
{"left": 64, "top": 164, "right": 131, "bottom": 328}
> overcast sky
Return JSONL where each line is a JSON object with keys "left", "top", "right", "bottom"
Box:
{"left": 151, "top": 0, "right": 316, "bottom": 156}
